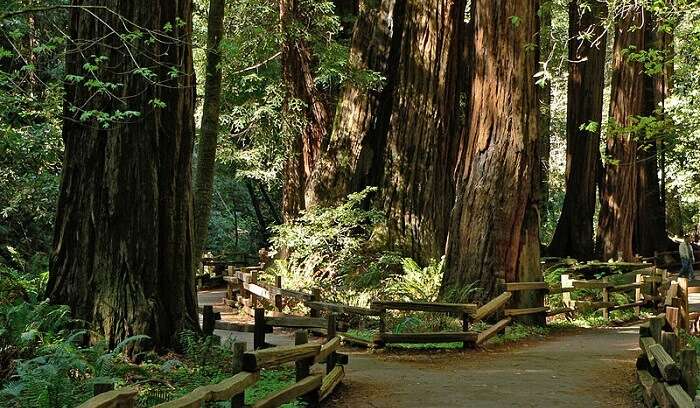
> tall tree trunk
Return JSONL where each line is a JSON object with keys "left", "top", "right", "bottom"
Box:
{"left": 308, "top": 0, "right": 467, "bottom": 263}
{"left": 280, "top": 0, "right": 332, "bottom": 221}
{"left": 598, "top": 6, "right": 670, "bottom": 260}
{"left": 245, "top": 179, "right": 270, "bottom": 243}
{"left": 193, "top": 0, "right": 225, "bottom": 264}
{"left": 548, "top": 0, "right": 607, "bottom": 260}
{"left": 47, "top": 0, "right": 198, "bottom": 349}
{"left": 442, "top": 0, "right": 541, "bottom": 309}
{"left": 634, "top": 23, "right": 674, "bottom": 256}
{"left": 537, "top": 0, "right": 552, "bottom": 233}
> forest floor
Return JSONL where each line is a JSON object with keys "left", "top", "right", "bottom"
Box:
{"left": 198, "top": 289, "right": 642, "bottom": 408}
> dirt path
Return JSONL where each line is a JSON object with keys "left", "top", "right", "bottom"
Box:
{"left": 324, "top": 327, "right": 641, "bottom": 408}
{"left": 197, "top": 290, "right": 641, "bottom": 407}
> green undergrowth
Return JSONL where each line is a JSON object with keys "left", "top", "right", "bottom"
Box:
{"left": 245, "top": 368, "right": 303, "bottom": 407}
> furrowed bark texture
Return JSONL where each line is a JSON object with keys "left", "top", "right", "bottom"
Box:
{"left": 598, "top": 6, "right": 669, "bottom": 260}
{"left": 308, "top": 0, "right": 467, "bottom": 263}
{"left": 634, "top": 24, "right": 673, "bottom": 256}
{"left": 47, "top": 0, "right": 198, "bottom": 349}
{"left": 280, "top": 0, "right": 331, "bottom": 221}
{"left": 548, "top": 0, "right": 607, "bottom": 260}
{"left": 443, "top": 0, "right": 541, "bottom": 308}
{"left": 193, "top": 0, "right": 225, "bottom": 263}
{"left": 537, "top": 0, "right": 552, "bottom": 231}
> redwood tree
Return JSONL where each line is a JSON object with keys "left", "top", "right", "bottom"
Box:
{"left": 193, "top": 0, "right": 225, "bottom": 263}
{"left": 597, "top": 5, "right": 669, "bottom": 260}
{"left": 548, "top": 0, "right": 607, "bottom": 260}
{"left": 47, "top": 0, "right": 198, "bottom": 349}
{"left": 442, "top": 0, "right": 541, "bottom": 306}
{"left": 280, "top": 0, "right": 332, "bottom": 220}
{"left": 308, "top": 0, "right": 467, "bottom": 263}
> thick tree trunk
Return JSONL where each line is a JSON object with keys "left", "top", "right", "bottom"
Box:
{"left": 46, "top": 0, "right": 198, "bottom": 350}
{"left": 193, "top": 0, "right": 225, "bottom": 263}
{"left": 537, "top": 0, "right": 552, "bottom": 232}
{"left": 597, "top": 6, "right": 670, "bottom": 260}
{"left": 548, "top": 0, "right": 607, "bottom": 260}
{"left": 635, "top": 25, "right": 673, "bottom": 256}
{"left": 280, "top": 0, "right": 332, "bottom": 221}
{"left": 442, "top": 0, "right": 541, "bottom": 308}
{"left": 308, "top": 0, "right": 467, "bottom": 263}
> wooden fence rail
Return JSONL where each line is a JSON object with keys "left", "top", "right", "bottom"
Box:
{"left": 79, "top": 331, "right": 347, "bottom": 408}
{"left": 636, "top": 313, "right": 697, "bottom": 408}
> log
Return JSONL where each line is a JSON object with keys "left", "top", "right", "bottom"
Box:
{"left": 679, "top": 349, "right": 698, "bottom": 398}
{"left": 305, "top": 301, "right": 380, "bottom": 316}
{"left": 547, "top": 285, "right": 574, "bottom": 295}
{"left": 502, "top": 282, "right": 549, "bottom": 291}
{"left": 265, "top": 316, "right": 327, "bottom": 329}
{"left": 607, "top": 301, "right": 646, "bottom": 312}
{"left": 243, "top": 282, "right": 273, "bottom": 300}
{"left": 314, "top": 337, "right": 341, "bottom": 364}
{"left": 318, "top": 365, "right": 344, "bottom": 402}
{"left": 472, "top": 292, "right": 512, "bottom": 322}
{"left": 569, "top": 301, "right": 614, "bottom": 310}
{"left": 215, "top": 321, "right": 272, "bottom": 333}
{"left": 77, "top": 388, "right": 137, "bottom": 408}
{"left": 374, "top": 331, "right": 478, "bottom": 344}
{"left": 637, "top": 369, "right": 657, "bottom": 408}
{"left": 648, "top": 343, "right": 681, "bottom": 383}
{"left": 653, "top": 382, "right": 694, "bottom": 408}
{"left": 371, "top": 301, "right": 477, "bottom": 315}
{"left": 571, "top": 280, "right": 614, "bottom": 289}
{"left": 609, "top": 282, "right": 645, "bottom": 293}
{"left": 154, "top": 372, "right": 259, "bottom": 408}
{"left": 338, "top": 332, "right": 374, "bottom": 348}
{"left": 251, "top": 374, "right": 323, "bottom": 408}
{"left": 547, "top": 307, "right": 574, "bottom": 317}
{"left": 640, "top": 337, "right": 657, "bottom": 367}
{"left": 242, "top": 343, "right": 321, "bottom": 371}
{"left": 476, "top": 317, "right": 512, "bottom": 345}
{"left": 504, "top": 307, "right": 548, "bottom": 317}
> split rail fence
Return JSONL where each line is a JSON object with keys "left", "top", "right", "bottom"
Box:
{"left": 636, "top": 313, "right": 698, "bottom": 407}
{"left": 78, "top": 329, "right": 345, "bottom": 408}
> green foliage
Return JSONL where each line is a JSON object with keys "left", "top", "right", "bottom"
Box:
{"left": 271, "top": 187, "right": 386, "bottom": 281}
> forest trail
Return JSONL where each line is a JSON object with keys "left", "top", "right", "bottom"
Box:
{"left": 198, "top": 290, "right": 641, "bottom": 407}
{"left": 324, "top": 327, "right": 641, "bottom": 408}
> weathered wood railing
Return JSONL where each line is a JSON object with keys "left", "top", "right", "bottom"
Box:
{"left": 78, "top": 330, "right": 346, "bottom": 408}
{"left": 636, "top": 313, "right": 698, "bottom": 408}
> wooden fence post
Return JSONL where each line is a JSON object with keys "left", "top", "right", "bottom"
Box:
{"left": 326, "top": 314, "right": 337, "bottom": 374}
{"left": 275, "top": 275, "right": 284, "bottom": 313}
{"left": 254, "top": 308, "right": 266, "bottom": 350}
{"left": 602, "top": 277, "right": 609, "bottom": 320}
{"left": 226, "top": 266, "right": 234, "bottom": 300}
{"left": 250, "top": 271, "right": 259, "bottom": 309}
{"left": 561, "top": 274, "right": 572, "bottom": 308}
{"left": 461, "top": 311, "right": 471, "bottom": 349}
{"left": 203, "top": 305, "right": 216, "bottom": 336}
{"left": 231, "top": 341, "right": 247, "bottom": 408}
{"left": 635, "top": 274, "right": 643, "bottom": 317}
{"left": 679, "top": 348, "right": 698, "bottom": 398}
{"left": 679, "top": 277, "right": 689, "bottom": 332}
{"left": 294, "top": 330, "right": 319, "bottom": 406}
{"left": 310, "top": 288, "right": 321, "bottom": 318}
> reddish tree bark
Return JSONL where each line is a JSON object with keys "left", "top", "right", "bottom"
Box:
{"left": 548, "top": 0, "right": 607, "bottom": 260}
{"left": 307, "top": 0, "right": 467, "bottom": 263}
{"left": 47, "top": 0, "right": 198, "bottom": 349}
{"left": 442, "top": 0, "right": 541, "bottom": 308}
{"left": 280, "top": 0, "right": 332, "bottom": 220}
{"left": 598, "top": 6, "right": 671, "bottom": 260}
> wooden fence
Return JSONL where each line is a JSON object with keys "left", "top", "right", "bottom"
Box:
{"left": 78, "top": 330, "right": 345, "bottom": 408}
{"left": 636, "top": 313, "right": 698, "bottom": 408}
